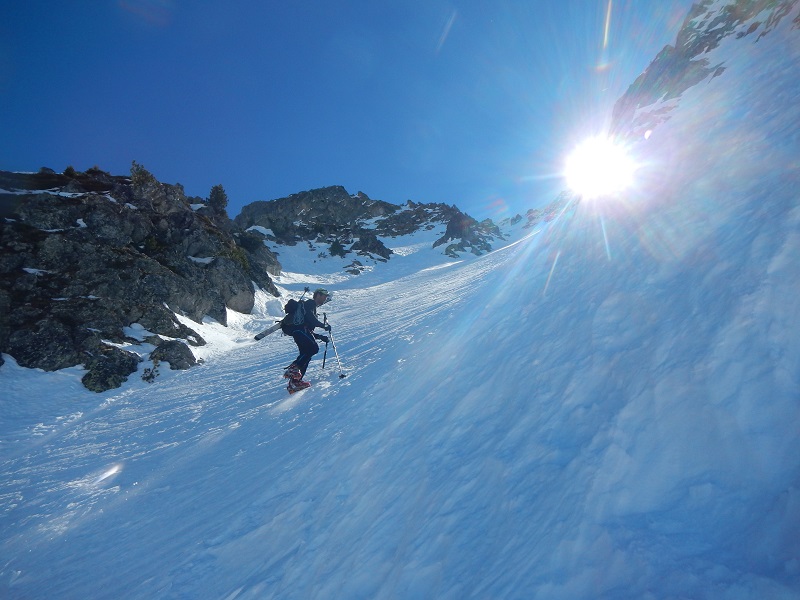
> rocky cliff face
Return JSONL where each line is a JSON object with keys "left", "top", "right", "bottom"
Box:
{"left": 236, "top": 186, "right": 396, "bottom": 242}
{"left": 234, "top": 186, "right": 507, "bottom": 265}
{"left": 1, "top": 166, "right": 572, "bottom": 392}
{"left": 0, "top": 166, "right": 280, "bottom": 391}
{"left": 610, "top": 0, "right": 799, "bottom": 141}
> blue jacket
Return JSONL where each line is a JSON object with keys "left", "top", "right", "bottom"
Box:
{"left": 298, "top": 298, "right": 326, "bottom": 332}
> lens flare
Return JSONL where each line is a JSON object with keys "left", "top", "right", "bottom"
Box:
{"left": 564, "top": 136, "right": 636, "bottom": 199}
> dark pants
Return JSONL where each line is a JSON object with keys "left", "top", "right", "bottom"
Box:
{"left": 291, "top": 329, "right": 319, "bottom": 377}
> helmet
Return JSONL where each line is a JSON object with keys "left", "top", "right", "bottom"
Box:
{"left": 314, "top": 288, "right": 332, "bottom": 300}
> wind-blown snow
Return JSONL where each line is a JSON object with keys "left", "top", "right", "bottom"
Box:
{"left": 2, "top": 6, "right": 800, "bottom": 599}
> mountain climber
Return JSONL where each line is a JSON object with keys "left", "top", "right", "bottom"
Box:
{"left": 284, "top": 288, "right": 333, "bottom": 392}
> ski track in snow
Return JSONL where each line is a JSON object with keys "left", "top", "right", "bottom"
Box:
{"left": 3, "top": 172, "right": 799, "bottom": 598}
{"left": 0, "top": 230, "right": 549, "bottom": 599}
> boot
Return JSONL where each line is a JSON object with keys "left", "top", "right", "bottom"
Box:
{"left": 287, "top": 378, "right": 311, "bottom": 393}
{"left": 284, "top": 363, "right": 301, "bottom": 380}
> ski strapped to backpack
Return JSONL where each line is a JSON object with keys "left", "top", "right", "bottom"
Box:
{"left": 253, "top": 322, "right": 281, "bottom": 341}
{"left": 253, "top": 287, "right": 310, "bottom": 340}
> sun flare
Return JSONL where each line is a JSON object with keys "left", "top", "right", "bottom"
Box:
{"left": 564, "top": 136, "right": 635, "bottom": 199}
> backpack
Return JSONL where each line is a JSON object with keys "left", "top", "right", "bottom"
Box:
{"left": 280, "top": 298, "right": 306, "bottom": 335}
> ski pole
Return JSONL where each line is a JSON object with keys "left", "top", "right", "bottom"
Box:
{"left": 328, "top": 329, "right": 346, "bottom": 378}
{"left": 321, "top": 313, "right": 329, "bottom": 369}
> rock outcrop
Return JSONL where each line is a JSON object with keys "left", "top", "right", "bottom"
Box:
{"left": 610, "top": 0, "right": 799, "bottom": 142}
{"left": 235, "top": 186, "right": 499, "bottom": 265}
{"left": 1, "top": 167, "right": 575, "bottom": 392}
{"left": 0, "top": 166, "right": 280, "bottom": 391}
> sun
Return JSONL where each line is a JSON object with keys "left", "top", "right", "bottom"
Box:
{"left": 564, "top": 136, "right": 636, "bottom": 199}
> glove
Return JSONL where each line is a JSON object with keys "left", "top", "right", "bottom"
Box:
{"left": 317, "top": 335, "right": 329, "bottom": 344}
{"left": 324, "top": 323, "right": 331, "bottom": 332}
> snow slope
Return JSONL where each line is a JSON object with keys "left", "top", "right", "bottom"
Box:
{"left": 2, "top": 4, "right": 800, "bottom": 599}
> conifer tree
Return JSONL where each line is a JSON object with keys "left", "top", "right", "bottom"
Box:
{"left": 209, "top": 184, "right": 228, "bottom": 216}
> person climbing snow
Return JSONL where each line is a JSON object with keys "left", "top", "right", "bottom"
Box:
{"left": 284, "top": 288, "right": 332, "bottom": 393}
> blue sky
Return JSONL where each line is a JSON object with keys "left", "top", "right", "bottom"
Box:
{"left": 1, "top": 1, "right": 694, "bottom": 219}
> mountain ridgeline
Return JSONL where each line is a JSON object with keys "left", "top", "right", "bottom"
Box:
{"left": 234, "top": 186, "right": 509, "bottom": 270}
{"left": 3, "top": 0, "right": 789, "bottom": 393}
{"left": 610, "top": 0, "right": 800, "bottom": 140}
{"left": 0, "top": 166, "right": 553, "bottom": 392}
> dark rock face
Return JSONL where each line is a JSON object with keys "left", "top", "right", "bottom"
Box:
{"left": 81, "top": 345, "right": 141, "bottom": 393}
{"left": 234, "top": 186, "right": 496, "bottom": 264}
{"left": 1, "top": 168, "right": 573, "bottom": 392}
{"left": 0, "top": 167, "right": 281, "bottom": 391}
{"left": 351, "top": 231, "right": 391, "bottom": 260}
{"left": 610, "top": 0, "right": 799, "bottom": 141}
{"left": 235, "top": 187, "right": 397, "bottom": 244}
{"left": 433, "top": 210, "right": 503, "bottom": 258}
{"left": 150, "top": 340, "right": 197, "bottom": 370}
{"left": 235, "top": 187, "right": 404, "bottom": 264}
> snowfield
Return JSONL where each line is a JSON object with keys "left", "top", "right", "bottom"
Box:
{"left": 2, "top": 4, "right": 800, "bottom": 599}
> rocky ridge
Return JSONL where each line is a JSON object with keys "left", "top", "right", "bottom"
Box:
{"left": 234, "top": 186, "right": 510, "bottom": 267}
{"left": 0, "top": 165, "right": 573, "bottom": 394}
{"left": 610, "top": 0, "right": 800, "bottom": 141}
{"left": 0, "top": 165, "right": 280, "bottom": 391}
